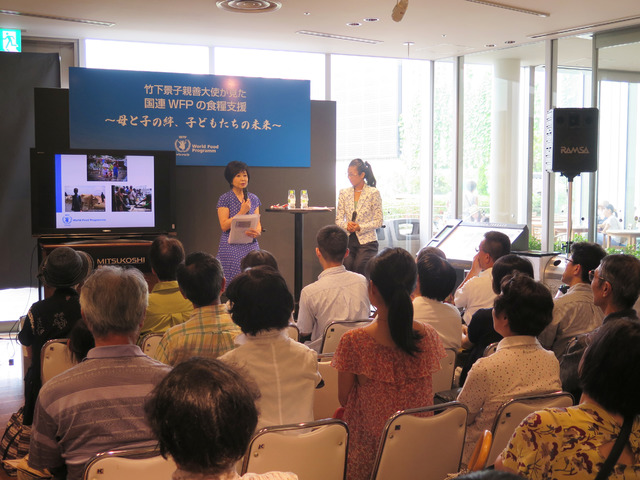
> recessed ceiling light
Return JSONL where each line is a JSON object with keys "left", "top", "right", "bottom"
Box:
{"left": 216, "top": 0, "right": 281, "bottom": 13}
{"left": 303, "top": 12, "right": 311, "bottom": 15}
{"left": 347, "top": 22, "right": 362, "bottom": 27}
{"left": 505, "top": 40, "right": 516, "bottom": 44}
{"left": 485, "top": 44, "right": 496, "bottom": 47}
{"left": 363, "top": 18, "right": 379, "bottom": 22}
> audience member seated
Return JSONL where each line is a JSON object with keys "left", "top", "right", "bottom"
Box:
{"left": 156, "top": 252, "right": 241, "bottom": 366}
{"left": 332, "top": 248, "right": 445, "bottom": 480}
{"left": 240, "top": 249, "right": 279, "bottom": 271}
{"left": 18, "top": 246, "right": 93, "bottom": 426}
{"left": 457, "top": 272, "right": 561, "bottom": 464}
{"left": 413, "top": 252, "right": 461, "bottom": 349}
{"left": 220, "top": 266, "right": 321, "bottom": 430}
{"left": 297, "top": 225, "right": 370, "bottom": 352}
{"left": 67, "top": 319, "right": 95, "bottom": 363}
{"left": 459, "top": 254, "right": 534, "bottom": 386}
{"left": 454, "top": 231, "right": 511, "bottom": 323}
{"left": 26, "top": 266, "right": 171, "bottom": 480}
{"left": 496, "top": 319, "right": 640, "bottom": 479}
{"left": 140, "top": 235, "right": 193, "bottom": 336}
{"left": 145, "top": 357, "right": 297, "bottom": 480}
{"left": 539, "top": 242, "right": 606, "bottom": 357}
{"left": 560, "top": 254, "right": 640, "bottom": 401}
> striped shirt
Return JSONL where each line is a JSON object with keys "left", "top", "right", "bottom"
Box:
{"left": 28, "top": 344, "right": 171, "bottom": 480}
{"left": 155, "top": 304, "right": 241, "bottom": 366}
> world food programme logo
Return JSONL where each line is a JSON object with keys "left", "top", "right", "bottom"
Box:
{"left": 62, "top": 214, "right": 73, "bottom": 226}
{"left": 175, "top": 137, "right": 191, "bottom": 153}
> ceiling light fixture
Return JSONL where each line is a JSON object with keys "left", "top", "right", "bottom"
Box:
{"left": 363, "top": 18, "right": 379, "bottom": 23}
{"left": 296, "top": 30, "right": 382, "bottom": 44}
{"left": 347, "top": 22, "right": 362, "bottom": 27}
{"left": 529, "top": 15, "right": 640, "bottom": 38}
{"left": 0, "top": 9, "right": 114, "bottom": 26}
{"left": 392, "top": 0, "right": 409, "bottom": 22}
{"left": 216, "top": 0, "right": 281, "bottom": 14}
{"left": 464, "top": 0, "right": 549, "bottom": 17}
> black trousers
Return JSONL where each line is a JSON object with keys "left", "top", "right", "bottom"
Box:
{"left": 344, "top": 233, "right": 378, "bottom": 278}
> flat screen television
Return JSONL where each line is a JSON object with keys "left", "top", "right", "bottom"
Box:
{"left": 31, "top": 148, "right": 177, "bottom": 237}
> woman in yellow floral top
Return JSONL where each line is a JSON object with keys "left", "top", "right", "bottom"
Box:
{"left": 496, "top": 319, "right": 640, "bottom": 479}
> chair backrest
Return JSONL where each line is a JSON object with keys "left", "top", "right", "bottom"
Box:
{"left": 139, "top": 333, "right": 164, "bottom": 360}
{"left": 241, "top": 419, "right": 348, "bottom": 480}
{"left": 83, "top": 446, "right": 176, "bottom": 480}
{"left": 483, "top": 341, "right": 499, "bottom": 357}
{"left": 371, "top": 402, "right": 468, "bottom": 480}
{"left": 431, "top": 348, "right": 457, "bottom": 393}
{"left": 314, "top": 357, "right": 340, "bottom": 420}
{"left": 41, "top": 339, "right": 77, "bottom": 384}
{"left": 320, "top": 320, "right": 371, "bottom": 354}
{"left": 286, "top": 323, "right": 300, "bottom": 342}
{"left": 486, "top": 391, "right": 574, "bottom": 467}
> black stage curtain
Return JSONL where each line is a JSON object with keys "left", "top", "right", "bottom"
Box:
{"left": 0, "top": 53, "right": 60, "bottom": 289}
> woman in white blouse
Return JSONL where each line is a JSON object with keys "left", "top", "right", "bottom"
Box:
{"left": 336, "top": 159, "right": 383, "bottom": 276}
{"left": 456, "top": 272, "right": 561, "bottom": 464}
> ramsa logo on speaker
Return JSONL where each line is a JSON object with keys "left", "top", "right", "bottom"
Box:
{"left": 560, "top": 146, "right": 590, "bottom": 154}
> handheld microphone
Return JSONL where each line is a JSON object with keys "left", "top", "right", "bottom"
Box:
{"left": 351, "top": 211, "right": 357, "bottom": 222}
{"left": 243, "top": 188, "right": 248, "bottom": 202}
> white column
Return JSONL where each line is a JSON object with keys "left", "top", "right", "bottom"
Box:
{"left": 490, "top": 58, "right": 520, "bottom": 223}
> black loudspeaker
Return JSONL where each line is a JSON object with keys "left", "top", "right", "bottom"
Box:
{"left": 34, "top": 87, "right": 70, "bottom": 150}
{"left": 545, "top": 107, "right": 598, "bottom": 175}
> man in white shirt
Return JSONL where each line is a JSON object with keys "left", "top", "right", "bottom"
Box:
{"left": 297, "top": 225, "right": 370, "bottom": 352}
{"left": 413, "top": 251, "right": 462, "bottom": 349}
{"left": 454, "top": 231, "right": 511, "bottom": 323}
{"left": 539, "top": 242, "right": 606, "bottom": 357}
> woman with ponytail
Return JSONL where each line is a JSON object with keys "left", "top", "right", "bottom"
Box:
{"left": 335, "top": 158, "right": 383, "bottom": 276}
{"left": 332, "top": 248, "right": 445, "bottom": 480}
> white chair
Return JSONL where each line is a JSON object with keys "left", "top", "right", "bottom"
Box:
{"left": 371, "top": 401, "right": 468, "bottom": 480}
{"left": 286, "top": 323, "right": 300, "bottom": 342}
{"left": 83, "top": 446, "right": 176, "bottom": 480}
{"left": 314, "top": 354, "right": 340, "bottom": 420}
{"left": 241, "top": 418, "right": 348, "bottom": 480}
{"left": 485, "top": 391, "right": 574, "bottom": 467}
{"left": 139, "top": 333, "right": 164, "bottom": 359}
{"left": 483, "top": 341, "right": 499, "bottom": 357}
{"left": 41, "top": 338, "right": 77, "bottom": 384}
{"left": 431, "top": 347, "right": 457, "bottom": 392}
{"left": 320, "top": 319, "right": 371, "bottom": 354}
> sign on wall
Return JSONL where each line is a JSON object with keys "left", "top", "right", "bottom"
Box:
{"left": 69, "top": 67, "right": 311, "bottom": 167}
{"left": 0, "top": 29, "right": 21, "bottom": 52}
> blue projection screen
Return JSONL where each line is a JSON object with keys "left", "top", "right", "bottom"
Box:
{"left": 69, "top": 67, "right": 310, "bottom": 167}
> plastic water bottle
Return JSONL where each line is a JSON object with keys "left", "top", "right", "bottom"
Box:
{"left": 288, "top": 190, "right": 296, "bottom": 209}
{"left": 300, "top": 190, "right": 309, "bottom": 209}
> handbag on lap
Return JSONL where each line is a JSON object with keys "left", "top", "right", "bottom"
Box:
{"left": 0, "top": 407, "right": 32, "bottom": 477}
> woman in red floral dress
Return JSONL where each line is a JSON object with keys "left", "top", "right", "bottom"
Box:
{"left": 332, "top": 248, "right": 445, "bottom": 480}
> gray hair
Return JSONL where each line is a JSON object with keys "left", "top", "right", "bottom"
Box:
{"left": 80, "top": 266, "right": 148, "bottom": 338}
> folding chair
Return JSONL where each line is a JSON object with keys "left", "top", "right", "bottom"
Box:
{"left": 83, "top": 446, "right": 176, "bottom": 480}
{"left": 484, "top": 391, "right": 574, "bottom": 467}
{"left": 286, "top": 323, "right": 300, "bottom": 342}
{"left": 320, "top": 320, "right": 371, "bottom": 354}
{"left": 314, "top": 354, "right": 340, "bottom": 420}
{"left": 371, "top": 402, "right": 468, "bottom": 480}
{"left": 41, "top": 338, "right": 77, "bottom": 384}
{"left": 483, "top": 341, "right": 499, "bottom": 357}
{"left": 138, "top": 333, "right": 164, "bottom": 359}
{"left": 241, "top": 418, "right": 348, "bottom": 480}
{"left": 431, "top": 347, "right": 457, "bottom": 392}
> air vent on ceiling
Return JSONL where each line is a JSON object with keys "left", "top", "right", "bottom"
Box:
{"left": 0, "top": 9, "right": 114, "bottom": 26}
{"left": 216, "top": 1, "right": 281, "bottom": 13}
{"left": 296, "top": 30, "right": 382, "bottom": 45}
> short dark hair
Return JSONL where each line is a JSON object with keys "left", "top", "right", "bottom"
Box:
{"left": 240, "top": 249, "right": 279, "bottom": 271}
{"left": 317, "top": 225, "right": 348, "bottom": 263}
{"left": 417, "top": 254, "right": 456, "bottom": 301}
{"left": 177, "top": 252, "right": 224, "bottom": 307}
{"left": 491, "top": 254, "right": 534, "bottom": 294}
{"left": 148, "top": 235, "right": 185, "bottom": 281}
{"left": 493, "top": 273, "right": 553, "bottom": 336}
{"left": 416, "top": 246, "right": 446, "bottom": 260}
{"left": 580, "top": 319, "right": 640, "bottom": 418}
{"left": 226, "top": 266, "right": 293, "bottom": 335}
{"left": 598, "top": 254, "right": 640, "bottom": 309}
{"left": 482, "top": 231, "right": 511, "bottom": 262}
{"left": 223, "top": 161, "right": 250, "bottom": 188}
{"left": 145, "top": 358, "right": 260, "bottom": 475}
{"left": 569, "top": 242, "right": 606, "bottom": 283}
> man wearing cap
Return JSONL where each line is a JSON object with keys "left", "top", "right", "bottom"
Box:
{"left": 18, "top": 246, "right": 93, "bottom": 426}
{"left": 26, "top": 266, "right": 171, "bottom": 480}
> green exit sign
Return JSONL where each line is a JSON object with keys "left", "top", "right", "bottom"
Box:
{"left": 1, "top": 28, "right": 21, "bottom": 52}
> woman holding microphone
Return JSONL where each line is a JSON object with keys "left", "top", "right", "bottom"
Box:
{"left": 336, "top": 158, "right": 383, "bottom": 276}
{"left": 217, "top": 161, "right": 262, "bottom": 282}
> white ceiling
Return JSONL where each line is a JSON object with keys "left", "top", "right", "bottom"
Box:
{"left": 2, "top": 0, "right": 640, "bottom": 63}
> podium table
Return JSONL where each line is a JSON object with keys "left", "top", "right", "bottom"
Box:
{"left": 266, "top": 207, "right": 334, "bottom": 304}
